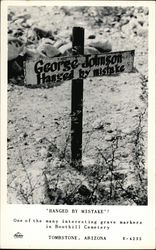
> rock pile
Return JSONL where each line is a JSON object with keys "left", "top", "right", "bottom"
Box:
{"left": 7, "top": 6, "right": 148, "bottom": 81}
{"left": 8, "top": 27, "right": 112, "bottom": 79}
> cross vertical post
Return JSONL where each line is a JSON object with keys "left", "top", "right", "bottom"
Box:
{"left": 71, "top": 26, "right": 84, "bottom": 169}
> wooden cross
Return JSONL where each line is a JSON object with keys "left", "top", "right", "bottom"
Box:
{"left": 25, "top": 26, "right": 135, "bottom": 169}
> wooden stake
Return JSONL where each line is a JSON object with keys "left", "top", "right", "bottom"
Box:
{"left": 71, "top": 27, "right": 84, "bottom": 169}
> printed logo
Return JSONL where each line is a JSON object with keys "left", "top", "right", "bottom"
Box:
{"left": 14, "top": 232, "right": 23, "bottom": 239}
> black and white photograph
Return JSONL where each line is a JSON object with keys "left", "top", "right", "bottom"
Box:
{"left": 7, "top": 4, "right": 149, "bottom": 206}
{"left": 1, "top": 1, "right": 155, "bottom": 249}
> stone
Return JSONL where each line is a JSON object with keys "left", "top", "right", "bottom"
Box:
{"left": 58, "top": 43, "right": 72, "bottom": 56}
{"left": 58, "top": 39, "right": 113, "bottom": 56}
{"left": 105, "top": 135, "right": 114, "bottom": 142}
{"left": 88, "top": 40, "right": 112, "bottom": 53}
{"left": 104, "top": 28, "right": 111, "bottom": 32}
{"left": 120, "top": 32, "right": 126, "bottom": 39}
{"left": 54, "top": 40, "right": 66, "bottom": 49}
{"left": 92, "top": 118, "right": 104, "bottom": 129}
{"left": 8, "top": 37, "right": 24, "bottom": 61}
{"left": 37, "top": 43, "right": 61, "bottom": 58}
{"left": 84, "top": 46, "right": 100, "bottom": 55}
{"left": 33, "top": 27, "right": 54, "bottom": 40}
{"left": 39, "top": 38, "right": 55, "bottom": 45}
{"left": 25, "top": 19, "right": 33, "bottom": 27}
{"left": 59, "top": 43, "right": 102, "bottom": 56}
{"left": 15, "top": 13, "right": 31, "bottom": 22}
{"left": 8, "top": 11, "right": 15, "bottom": 21}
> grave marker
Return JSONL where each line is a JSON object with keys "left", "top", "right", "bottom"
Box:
{"left": 25, "top": 27, "right": 135, "bottom": 169}
{"left": 25, "top": 51, "right": 135, "bottom": 85}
